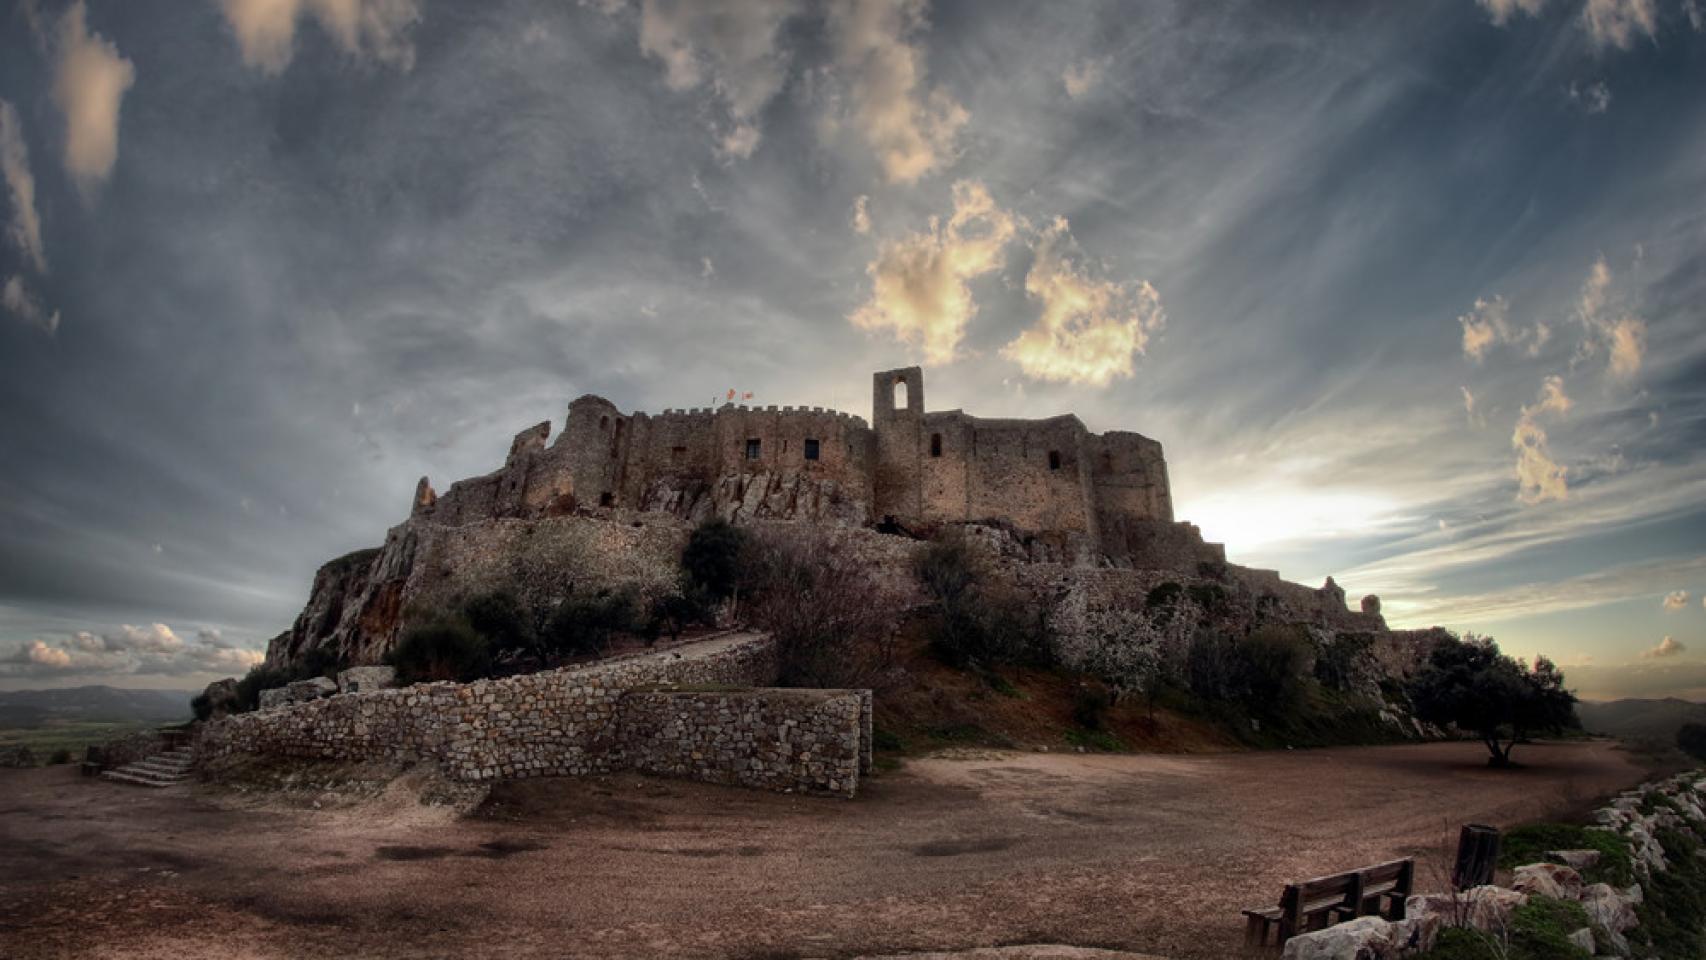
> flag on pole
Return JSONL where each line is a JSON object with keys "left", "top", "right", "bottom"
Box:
{"left": 726, "top": 388, "right": 736, "bottom": 401}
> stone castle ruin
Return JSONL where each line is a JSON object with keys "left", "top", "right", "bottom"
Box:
{"left": 413, "top": 366, "right": 1211, "bottom": 568}
{"left": 266, "top": 366, "right": 1398, "bottom": 672}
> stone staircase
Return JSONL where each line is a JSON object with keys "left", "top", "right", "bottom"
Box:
{"left": 101, "top": 745, "right": 194, "bottom": 788}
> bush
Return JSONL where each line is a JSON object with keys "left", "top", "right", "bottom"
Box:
{"left": 681, "top": 518, "right": 749, "bottom": 602}
{"left": 1630, "top": 827, "right": 1706, "bottom": 958}
{"left": 47, "top": 748, "right": 72, "bottom": 765}
{"left": 190, "top": 693, "right": 213, "bottom": 722}
{"left": 1072, "top": 682, "right": 1111, "bottom": 730}
{"left": 915, "top": 533, "right": 1049, "bottom": 669}
{"left": 461, "top": 590, "right": 534, "bottom": 657}
{"left": 744, "top": 527, "right": 897, "bottom": 688}
{"left": 1315, "top": 632, "right": 1374, "bottom": 692}
{"left": 543, "top": 587, "right": 638, "bottom": 658}
{"left": 234, "top": 663, "right": 297, "bottom": 712}
{"left": 389, "top": 620, "right": 491, "bottom": 684}
{"left": 1185, "top": 626, "right": 1310, "bottom": 717}
{"left": 1678, "top": 722, "right": 1706, "bottom": 762}
{"left": 646, "top": 589, "right": 710, "bottom": 644}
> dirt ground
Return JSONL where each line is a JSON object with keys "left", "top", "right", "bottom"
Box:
{"left": 0, "top": 739, "right": 1652, "bottom": 960}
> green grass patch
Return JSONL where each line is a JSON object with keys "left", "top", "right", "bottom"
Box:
{"left": 1498, "top": 822, "right": 1635, "bottom": 887}
{"left": 1063, "top": 728, "right": 1126, "bottom": 752}
{"left": 1413, "top": 897, "right": 1593, "bottom": 960}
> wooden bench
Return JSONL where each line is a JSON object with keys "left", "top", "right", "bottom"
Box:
{"left": 1242, "top": 857, "right": 1414, "bottom": 950}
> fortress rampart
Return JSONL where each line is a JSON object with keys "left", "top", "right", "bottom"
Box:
{"left": 409, "top": 367, "right": 1189, "bottom": 563}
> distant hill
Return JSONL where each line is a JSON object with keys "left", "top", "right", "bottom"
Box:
{"left": 1576, "top": 698, "right": 1706, "bottom": 743}
{"left": 0, "top": 686, "right": 193, "bottom": 728}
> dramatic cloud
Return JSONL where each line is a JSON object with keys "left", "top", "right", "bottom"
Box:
{"left": 51, "top": 2, "right": 135, "bottom": 191}
{"left": 1643, "top": 634, "right": 1685, "bottom": 658}
{"left": 1568, "top": 80, "right": 1612, "bottom": 114}
{"left": 1512, "top": 375, "right": 1570, "bottom": 504}
{"left": 1458, "top": 295, "right": 1547, "bottom": 361}
{"left": 630, "top": 0, "right": 801, "bottom": 158}
{"left": 1583, "top": 0, "right": 1658, "bottom": 49}
{"left": 849, "top": 179, "right": 1013, "bottom": 363}
{"left": 0, "top": 101, "right": 46, "bottom": 273}
{"left": 851, "top": 194, "right": 871, "bottom": 235}
{"left": 1062, "top": 57, "right": 1109, "bottom": 99}
{"left": 1664, "top": 590, "right": 1691, "bottom": 610}
{"left": 826, "top": 0, "right": 968, "bottom": 184}
{"left": 0, "top": 623, "right": 263, "bottom": 679}
{"left": 1461, "top": 385, "right": 1485, "bottom": 427}
{"left": 2, "top": 274, "right": 59, "bottom": 334}
{"left": 1002, "top": 217, "right": 1165, "bottom": 386}
{"left": 1477, "top": 0, "right": 1547, "bottom": 26}
{"left": 216, "top": 0, "right": 422, "bottom": 74}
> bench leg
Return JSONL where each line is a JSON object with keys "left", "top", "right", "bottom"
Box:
{"left": 1244, "top": 915, "right": 1266, "bottom": 949}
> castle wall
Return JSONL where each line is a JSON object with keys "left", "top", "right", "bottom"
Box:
{"left": 200, "top": 634, "right": 863, "bottom": 797}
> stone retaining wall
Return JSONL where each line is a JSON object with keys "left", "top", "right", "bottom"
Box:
{"left": 616, "top": 689, "right": 867, "bottom": 797}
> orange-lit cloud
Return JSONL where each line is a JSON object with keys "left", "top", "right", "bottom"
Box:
{"left": 52, "top": 2, "right": 134, "bottom": 191}
{"left": 826, "top": 0, "right": 968, "bottom": 183}
{"left": 1512, "top": 375, "right": 1570, "bottom": 504}
{"left": 1002, "top": 216, "right": 1165, "bottom": 386}
{"left": 848, "top": 179, "right": 1013, "bottom": 363}
{"left": 1644, "top": 635, "right": 1685, "bottom": 659}
{"left": 216, "top": 0, "right": 421, "bottom": 74}
{"left": 1664, "top": 590, "right": 1691, "bottom": 610}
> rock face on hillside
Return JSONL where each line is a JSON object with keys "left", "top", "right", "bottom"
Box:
{"left": 262, "top": 369, "right": 1444, "bottom": 711}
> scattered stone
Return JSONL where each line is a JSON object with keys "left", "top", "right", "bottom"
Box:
{"left": 1511, "top": 862, "right": 1583, "bottom": 901}
{"left": 1581, "top": 882, "right": 1638, "bottom": 933}
{"left": 1549, "top": 849, "right": 1602, "bottom": 872}
{"left": 1280, "top": 915, "right": 1399, "bottom": 959}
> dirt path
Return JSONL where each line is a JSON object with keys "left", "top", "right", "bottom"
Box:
{"left": 0, "top": 740, "right": 1649, "bottom": 959}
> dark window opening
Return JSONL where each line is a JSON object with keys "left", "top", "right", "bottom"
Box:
{"left": 804, "top": 438, "right": 820, "bottom": 461}
{"left": 746, "top": 438, "right": 761, "bottom": 460}
{"left": 348, "top": 682, "right": 360, "bottom": 693}
{"left": 671, "top": 445, "right": 687, "bottom": 460}
{"left": 599, "top": 491, "right": 614, "bottom": 507}
{"left": 599, "top": 415, "right": 609, "bottom": 431}
{"left": 1048, "top": 450, "right": 1062, "bottom": 471}
{"left": 930, "top": 433, "right": 943, "bottom": 457}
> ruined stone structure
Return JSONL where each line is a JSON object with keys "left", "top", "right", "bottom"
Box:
{"left": 408, "top": 368, "right": 1198, "bottom": 566}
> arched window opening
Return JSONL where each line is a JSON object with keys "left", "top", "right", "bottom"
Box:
{"left": 1048, "top": 450, "right": 1062, "bottom": 471}
{"left": 893, "top": 378, "right": 908, "bottom": 410}
{"left": 599, "top": 415, "right": 610, "bottom": 431}
{"left": 930, "top": 433, "right": 943, "bottom": 457}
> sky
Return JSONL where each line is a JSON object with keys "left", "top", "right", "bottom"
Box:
{"left": 0, "top": 0, "right": 1703, "bottom": 699}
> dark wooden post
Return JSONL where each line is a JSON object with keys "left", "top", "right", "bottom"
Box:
{"left": 1453, "top": 824, "right": 1501, "bottom": 890}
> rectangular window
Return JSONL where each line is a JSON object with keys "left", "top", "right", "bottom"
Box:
{"left": 804, "top": 438, "right": 820, "bottom": 461}
{"left": 746, "top": 438, "right": 761, "bottom": 460}
{"left": 1048, "top": 450, "right": 1062, "bottom": 470}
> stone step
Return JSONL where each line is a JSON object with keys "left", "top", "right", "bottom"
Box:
{"left": 101, "top": 768, "right": 186, "bottom": 788}
{"left": 128, "top": 758, "right": 192, "bottom": 776}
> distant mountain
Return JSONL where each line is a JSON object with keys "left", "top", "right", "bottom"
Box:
{"left": 1577, "top": 698, "right": 1706, "bottom": 743}
{"left": 0, "top": 686, "right": 193, "bottom": 728}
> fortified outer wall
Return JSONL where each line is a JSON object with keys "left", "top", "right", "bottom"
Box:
{"left": 202, "top": 634, "right": 868, "bottom": 797}
{"left": 617, "top": 689, "right": 870, "bottom": 796}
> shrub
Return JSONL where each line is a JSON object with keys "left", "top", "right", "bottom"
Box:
{"left": 389, "top": 620, "right": 491, "bottom": 683}
{"left": 681, "top": 518, "right": 749, "bottom": 602}
{"left": 1072, "top": 682, "right": 1111, "bottom": 730}
{"left": 1315, "top": 632, "right": 1374, "bottom": 692}
{"left": 461, "top": 590, "right": 534, "bottom": 657}
{"left": 646, "top": 589, "right": 710, "bottom": 644}
{"left": 233, "top": 663, "right": 297, "bottom": 712}
{"left": 1678, "top": 722, "right": 1706, "bottom": 762}
{"left": 48, "top": 748, "right": 72, "bottom": 765}
{"left": 543, "top": 587, "right": 638, "bottom": 658}
{"left": 744, "top": 527, "right": 897, "bottom": 689}
{"left": 915, "top": 533, "right": 1049, "bottom": 669}
{"left": 1185, "top": 626, "right": 1311, "bottom": 718}
{"left": 1629, "top": 826, "right": 1706, "bottom": 958}
{"left": 190, "top": 693, "right": 213, "bottom": 722}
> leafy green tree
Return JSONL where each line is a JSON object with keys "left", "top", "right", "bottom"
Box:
{"left": 1408, "top": 635, "right": 1576, "bottom": 767}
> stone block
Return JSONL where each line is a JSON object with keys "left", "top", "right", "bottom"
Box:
{"left": 338, "top": 665, "right": 396, "bottom": 694}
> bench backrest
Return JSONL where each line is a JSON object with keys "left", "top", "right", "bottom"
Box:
{"left": 1279, "top": 857, "right": 1415, "bottom": 930}
{"left": 1357, "top": 858, "right": 1415, "bottom": 894}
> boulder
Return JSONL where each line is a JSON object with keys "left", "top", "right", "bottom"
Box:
{"left": 1627, "top": 823, "right": 1668, "bottom": 874}
{"left": 1580, "top": 882, "right": 1638, "bottom": 933}
{"left": 199, "top": 678, "right": 241, "bottom": 719}
{"left": 284, "top": 676, "right": 339, "bottom": 704}
{"left": 1461, "top": 885, "right": 1527, "bottom": 932}
{"left": 1512, "top": 862, "right": 1584, "bottom": 901}
{"left": 1280, "top": 916, "right": 1400, "bottom": 960}
{"left": 258, "top": 687, "right": 290, "bottom": 711}
{"left": 1566, "top": 927, "right": 1595, "bottom": 953}
{"left": 1549, "top": 849, "right": 1602, "bottom": 872}
{"left": 337, "top": 665, "right": 396, "bottom": 694}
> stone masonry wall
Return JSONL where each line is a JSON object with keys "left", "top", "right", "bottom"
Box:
{"left": 198, "top": 634, "right": 842, "bottom": 789}
{"left": 616, "top": 689, "right": 867, "bottom": 797}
